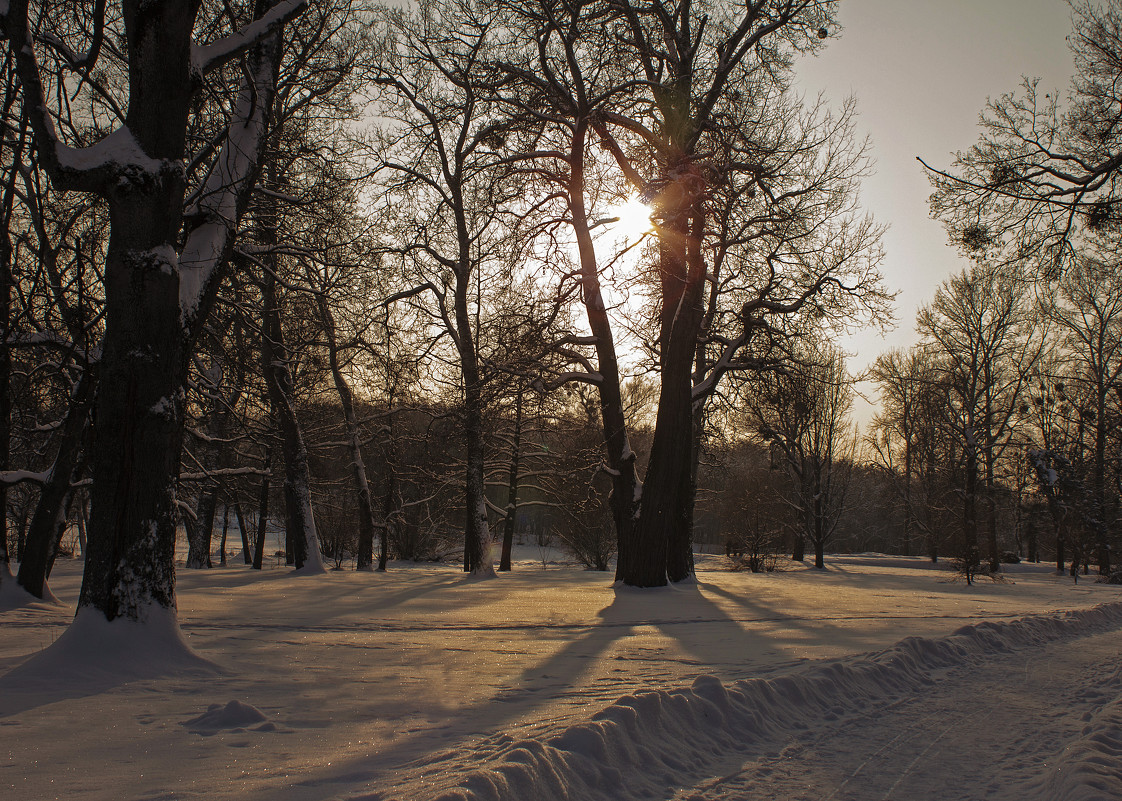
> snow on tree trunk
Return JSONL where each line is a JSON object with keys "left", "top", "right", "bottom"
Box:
{"left": 2, "top": 0, "right": 307, "bottom": 624}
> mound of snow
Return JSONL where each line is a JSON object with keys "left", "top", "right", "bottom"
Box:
{"left": 1, "top": 604, "right": 218, "bottom": 715}
{"left": 408, "top": 602, "right": 1122, "bottom": 801}
{"left": 182, "top": 700, "right": 276, "bottom": 734}
{"left": 0, "top": 568, "right": 64, "bottom": 612}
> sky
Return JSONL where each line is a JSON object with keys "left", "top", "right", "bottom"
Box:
{"left": 794, "top": 0, "right": 1077, "bottom": 422}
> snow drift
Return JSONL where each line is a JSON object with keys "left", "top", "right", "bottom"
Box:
{"left": 391, "top": 602, "right": 1122, "bottom": 801}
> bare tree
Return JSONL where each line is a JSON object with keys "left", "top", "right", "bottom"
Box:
{"left": 1047, "top": 256, "right": 1122, "bottom": 573}
{"left": 917, "top": 263, "right": 1045, "bottom": 572}
{"left": 743, "top": 341, "right": 856, "bottom": 569}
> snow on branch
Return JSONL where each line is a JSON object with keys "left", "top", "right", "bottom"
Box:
{"left": 0, "top": 469, "right": 49, "bottom": 486}
{"left": 180, "top": 20, "right": 289, "bottom": 328}
{"left": 5, "top": 330, "right": 93, "bottom": 362}
{"left": 178, "top": 466, "right": 273, "bottom": 481}
{"left": 191, "top": 0, "right": 308, "bottom": 76}
{"left": 533, "top": 370, "right": 603, "bottom": 392}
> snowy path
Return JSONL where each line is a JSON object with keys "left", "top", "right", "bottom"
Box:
{"left": 673, "top": 627, "right": 1121, "bottom": 801}
{"left": 405, "top": 603, "right": 1122, "bottom": 801}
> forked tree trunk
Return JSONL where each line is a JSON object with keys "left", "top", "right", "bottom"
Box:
{"left": 5, "top": 0, "right": 303, "bottom": 623}
{"left": 634, "top": 206, "right": 707, "bottom": 586}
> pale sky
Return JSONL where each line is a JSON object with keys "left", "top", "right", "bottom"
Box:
{"left": 794, "top": 0, "right": 1076, "bottom": 423}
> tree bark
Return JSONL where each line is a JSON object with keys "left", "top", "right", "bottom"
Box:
{"left": 1, "top": 0, "right": 301, "bottom": 622}
{"left": 234, "top": 502, "right": 252, "bottom": 564}
{"left": 635, "top": 203, "right": 708, "bottom": 586}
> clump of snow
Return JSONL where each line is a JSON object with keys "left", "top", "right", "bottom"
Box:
{"left": 182, "top": 700, "right": 279, "bottom": 735}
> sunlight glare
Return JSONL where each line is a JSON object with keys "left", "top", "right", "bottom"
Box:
{"left": 607, "top": 195, "right": 653, "bottom": 244}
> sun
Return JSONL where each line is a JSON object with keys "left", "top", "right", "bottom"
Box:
{"left": 606, "top": 195, "right": 653, "bottom": 244}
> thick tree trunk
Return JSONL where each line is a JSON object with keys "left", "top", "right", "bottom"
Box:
{"left": 634, "top": 200, "right": 707, "bottom": 586}
{"left": 460, "top": 376, "right": 492, "bottom": 575}
{"left": 18, "top": 373, "right": 95, "bottom": 598}
{"left": 451, "top": 202, "right": 493, "bottom": 577}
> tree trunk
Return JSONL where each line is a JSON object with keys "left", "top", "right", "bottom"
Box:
{"left": 18, "top": 372, "right": 95, "bottom": 598}
{"left": 235, "top": 502, "right": 252, "bottom": 564}
{"left": 568, "top": 123, "right": 640, "bottom": 583}
{"left": 499, "top": 385, "right": 523, "bottom": 572}
{"left": 76, "top": 494, "right": 88, "bottom": 557}
{"left": 252, "top": 453, "right": 271, "bottom": 570}
{"left": 0, "top": 132, "right": 13, "bottom": 585}
{"left": 318, "top": 295, "right": 379, "bottom": 571}
{"left": 262, "top": 267, "right": 323, "bottom": 573}
{"left": 219, "top": 504, "right": 229, "bottom": 566}
{"left": 186, "top": 486, "right": 217, "bottom": 569}
{"left": 634, "top": 202, "right": 707, "bottom": 586}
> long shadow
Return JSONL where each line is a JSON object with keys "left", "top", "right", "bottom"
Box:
{"left": 257, "top": 575, "right": 876, "bottom": 799}
{"left": 244, "top": 587, "right": 645, "bottom": 800}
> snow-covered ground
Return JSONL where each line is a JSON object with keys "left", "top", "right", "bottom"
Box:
{"left": 2, "top": 549, "right": 1121, "bottom": 800}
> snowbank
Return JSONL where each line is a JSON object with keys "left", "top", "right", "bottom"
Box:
{"left": 406, "top": 602, "right": 1122, "bottom": 801}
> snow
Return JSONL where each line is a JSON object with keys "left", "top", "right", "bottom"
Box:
{"left": 56, "top": 126, "right": 165, "bottom": 175}
{"left": 0, "top": 468, "right": 49, "bottom": 486}
{"left": 2, "top": 551, "right": 1120, "bottom": 800}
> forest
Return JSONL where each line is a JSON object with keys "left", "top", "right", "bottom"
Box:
{"left": 3, "top": 0, "right": 1122, "bottom": 635}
